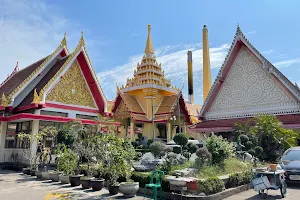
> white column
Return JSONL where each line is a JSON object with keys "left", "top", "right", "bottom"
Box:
{"left": 0, "top": 122, "right": 7, "bottom": 162}
{"left": 167, "top": 122, "right": 171, "bottom": 142}
{"left": 30, "top": 120, "right": 40, "bottom": 163}
{"left": 130, "top": 120, "right": 134, "bottom": 141}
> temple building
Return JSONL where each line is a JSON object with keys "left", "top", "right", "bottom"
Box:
{"left": 111, "top": 25, "right": 202, "bottom": 142}
{"left": 192, "top": 25, "right": 300, "bottom": 136}
{"left": 0, "top": 33, "right": 107, "bottom": 162}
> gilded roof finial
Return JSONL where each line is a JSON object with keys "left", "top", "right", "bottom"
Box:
{"left": 81, "top": 31, "right": 84, "bottom": 38}
{"left": 32, "top": 88, "right": 42, "bottom": 104}
{"left": 1, "top": 93, "right": 8, "bottom": 107}
{"left": 144, "top": 24, "right": 154, "bottom": 55}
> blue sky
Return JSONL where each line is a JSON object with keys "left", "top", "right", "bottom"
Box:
{"left": 1, "top": 0, "right": 300, "bottom": 105}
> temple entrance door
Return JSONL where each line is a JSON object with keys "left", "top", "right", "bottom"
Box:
{"left": 157, "top": 124, "right": 167, "bottom": 139}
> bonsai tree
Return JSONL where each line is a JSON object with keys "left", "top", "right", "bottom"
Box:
{"left": 195, "top": 148, "right": 212, "bottom": 168}
{"left": 174, "top": 133, "right": 189, "bottom": 147}
{"left": 149, "top": 142, "right": 166, "bottom": 158}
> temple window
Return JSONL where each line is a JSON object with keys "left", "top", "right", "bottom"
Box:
{"left": 135, "top": 123, "right": 143, "bottom": 135}
{"left": 40, "top": 110, "right": 68, "bottom": 117}
{"left": 76, "top": 114, "right": 97, "bottom": 121}
{"left": 5, "top": 121, "right": 32, "bottom": 149}
{"left": 39, "top": 121, "right": 63, "bottom": 148}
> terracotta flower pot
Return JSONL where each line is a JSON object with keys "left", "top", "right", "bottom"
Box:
{"left": 119, "top": 182, "right": 139, "bottom": 197}
{"left": 91, "top": 179, "right": 104, "bottom": 191}
{"left": 59, "top": 174, "right": 70, "bottom": 184}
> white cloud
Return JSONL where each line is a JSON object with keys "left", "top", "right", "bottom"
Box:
{"left": 0, "top": 0, "right": 78, "bottom": 81}
{"left": 274, "top": 58, "right": 300, "bottom": 68}
{"left": 97, "top": 43, "right": 230, "bottom": 104}
{"left": 261, "top": 49, "right": 274, "bottom": 55}
{"left": 0, "top": 0, "right": 105, "bottom": 83}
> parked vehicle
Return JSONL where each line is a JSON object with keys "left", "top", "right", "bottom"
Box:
{"left": 280, "top": 147, "right": 300, "bottom": 182}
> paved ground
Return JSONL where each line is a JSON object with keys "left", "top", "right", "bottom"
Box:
{"left": 224, "top": 183, "right": 300, "bottom": 200}
{"left": 0, "top": 170, "right": 150, "bottom": 200}
{"left": 1, "top": 170, "right": 300, "bottom": 199}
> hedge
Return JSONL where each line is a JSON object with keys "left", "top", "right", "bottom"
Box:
{"left": 197, "top": 177, "right": 224, "bottom": 195}
{"left": 225, "top": 171, "right": 253, "bottom": 189}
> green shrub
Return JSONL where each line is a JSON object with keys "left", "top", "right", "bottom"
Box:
{"left": 174, "top": 133, "right": 189, "bottom": 147}
{"left": 173, "top": 146, "right": 182, "bottom": 154}
{"left": 189, "top": 136, "right": 195, "bottom": 140}
{"left": 205, "top": 134, "right": 235, "bottom": 164}
{"left": 239, "top": 134, "right": 249, "bottom": 143}
{"left": 225, "top": 171, "right": 253, "bottom": 189}
{"left": 150, "top": 142, "right": 166, "bottom": 158}
{"left": 197, "top": 177, "right": 224, "bottom": 195}
{"left": 57, "top": 128, "right": 75, "bottom": 148}
{"left": 186, "top": 143, "right": 199, "bottom": 154}
{"left": 138, "top": 133, "right": 143, "bottom": 139}
{"left": 147, "top": 138, "right": 153, "bottom": 147}
{"left": 195, "top": 148, "right": 212, "bottom": 168}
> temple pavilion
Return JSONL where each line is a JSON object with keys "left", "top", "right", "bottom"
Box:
{"left": 111, "top": 25, "right": 202, "bottom": 142}
{"left": 192, "top": 25, "right": 300, "bottom": 137}
{"left": 0, "top": 33, "right": 108, "bottom": 162}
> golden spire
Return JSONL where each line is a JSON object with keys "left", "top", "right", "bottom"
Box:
{"left": 144, "top": 24, "right": 154, "bottom": 55}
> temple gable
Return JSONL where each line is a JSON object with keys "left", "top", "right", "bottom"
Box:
{"left": 204, "top": 47, "right": 299, "bottom": 120}
{"left": 114, "top": 100, "right": 130, "bottom": 119}
{"left": 46, "top": 60, "right": 96, "bottom": 108}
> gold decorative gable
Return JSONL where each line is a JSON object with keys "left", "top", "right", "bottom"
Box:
{"left": 46, "top": 60, "right": 96, "bottom": 108}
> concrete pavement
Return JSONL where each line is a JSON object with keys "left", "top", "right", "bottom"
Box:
{"left": 0, "top": 170, "right": 150, "bottom": 200}
{"left": 224, "top": 183, "right": 300, "bottom": 200}
{"left": 1, "top": 170, "right": 300, "bottom": 199}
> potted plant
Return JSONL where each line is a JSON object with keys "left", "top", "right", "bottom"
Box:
{"left": 91, "top": 165, "right": 105, "bottom": 191}
{"left": 117, "top": 139, "right": 139, "bottom": 197}
{"left": 107, "top": 173, "right": 120, "bottom": 195}
{"left": 56, "top": 145, "right": 77, "bottom": 184}
{"left": 18, "top": 127, "right": 57, "bottom": 177}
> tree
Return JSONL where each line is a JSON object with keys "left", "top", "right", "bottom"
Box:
{"left": 174, "top": 133, "right": 189, "bottom": 147}
{"left": 250, "top": 115, "right": 300, "bottom": 162}
{"left": 205, "top": 134, "right": 235, "bottom": 164}
{"left": 150, "top": 142, "right": 166, "bottom": 158}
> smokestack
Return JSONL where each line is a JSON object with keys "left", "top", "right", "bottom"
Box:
{"left": 187, "top": 51, "right": 194, "bottom": 104}
{"left": 202, "top": 25, "right": 212, "bottom": 103}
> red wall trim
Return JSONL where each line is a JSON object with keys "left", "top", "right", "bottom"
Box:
{"left": 0, "top": 113, "right": 120, "bottom": 126}
{"left": 15, "top": 104, "right": 39, "bottom": 112}
{"left": 46, "top": 103, "right": 100, "bottom": 114}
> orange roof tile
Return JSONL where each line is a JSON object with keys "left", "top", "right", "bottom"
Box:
{"left": 122, "top": 93, "right": 144, "bottom": 114}
{"left": 156, "top": 95, "right": 178, "bottom": 114}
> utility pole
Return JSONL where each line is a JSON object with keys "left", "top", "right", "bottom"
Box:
{"left": 177, "top": 85, "right": 184, "bottom": 134}
{"left": 177, "top": 93, "right": 181, "bottom": 134}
